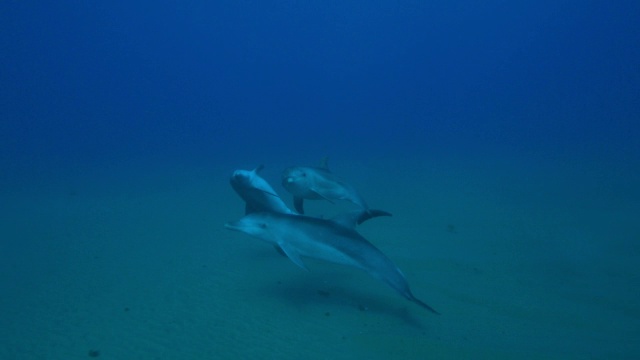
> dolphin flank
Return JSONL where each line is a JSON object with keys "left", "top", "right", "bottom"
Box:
{"left": 225, "top": 211, "right": 439, "bottom": 314}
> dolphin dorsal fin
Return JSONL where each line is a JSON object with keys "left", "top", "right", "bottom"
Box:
{"left": 319, "top": 157, "right": 330, "bottom": 171}
{"left": 252, "top": 164, "right": 265, "bottom": 174}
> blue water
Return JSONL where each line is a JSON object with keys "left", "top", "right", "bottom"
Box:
{"left": 1, "top": 1, "right": 639, "bottom": 359}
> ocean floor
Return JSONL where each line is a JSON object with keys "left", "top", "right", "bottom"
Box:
{"left": 1, "top": 157, "right": 638, "bottom": 359}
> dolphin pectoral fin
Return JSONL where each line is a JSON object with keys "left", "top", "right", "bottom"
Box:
{"left": 278, "top": 242, "right": 308, "bottom": 271}
{"left": 293, "top": 197, "right": 305, "bottom": 214}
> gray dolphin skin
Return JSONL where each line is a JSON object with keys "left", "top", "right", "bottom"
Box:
{"left": 225, "top": 211, "right": 439, "bottom": 314}
{"left": 230, "top": 165, "right": 296, "bottom": 215}
{"left": 281, "top": 159, "right": 369, "bottom": 214}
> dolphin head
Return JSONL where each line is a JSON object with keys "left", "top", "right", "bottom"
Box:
{"left": 231, "top": 167, "right": 281, "bottom": 202}
{"left": 224, "top": 213, "right": 279, "bottom": 244}
{"left": 281, "top": 167, "right": 309, "bottom": 194}
{"left": 230, "top": 169, "right": 253, "bottom": 189}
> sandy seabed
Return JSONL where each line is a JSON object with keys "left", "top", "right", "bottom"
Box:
{"left": 1, "top": 157, "right": 638, "bottom": 359}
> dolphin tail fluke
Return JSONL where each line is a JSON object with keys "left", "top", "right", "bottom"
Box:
{"left": 356, "top": 209, "right": 392, "bottom": 225}
{"left": 330, "top": 209, "right": 392, "bottom": 228}
{"left": 409, "top": 294, "right": 440, "bottom": 314}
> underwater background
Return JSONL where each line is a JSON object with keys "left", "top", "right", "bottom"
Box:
{"left": 1, "top": 1, "right": 639, "bottom": 359}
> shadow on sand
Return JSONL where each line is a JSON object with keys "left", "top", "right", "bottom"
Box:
{"left": 258, "top": 271, "right": 435, "bottom": 329}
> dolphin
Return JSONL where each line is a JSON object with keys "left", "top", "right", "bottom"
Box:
{"left": 230, "top": 165, "right": 296, "bottom": 215}
{"left": 230, "top": 165, "right": 391, "bottom": 257}
{"left": 224, "top": 211, "right": 439, "bottom": 314}
{"left": 231, "top": 165, "right": 390, "bottom": 224}
{"left": 281, "top": 158, "right": 369, "bottom": 214}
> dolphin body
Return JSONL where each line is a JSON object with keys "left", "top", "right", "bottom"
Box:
{"left": 281, "top": 159, "right": 369, "bottom": 214}
{"left": 230, "top": 165, "right": 390, "bottom": 224}
{"left": 230, "top": 165, "right": 297, "bottom": 215}
{"left": 225, "top": 211, "right": 439, "bottom": 314}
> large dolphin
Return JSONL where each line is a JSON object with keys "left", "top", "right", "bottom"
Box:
{"left": 224, "top": 211, "right": 439, "bottom": 314}
{"left": 281, "top": 158, "right": 369, "bottom": 214}
{"left": 230, "top": 165, "right": 296, "bottom": 215}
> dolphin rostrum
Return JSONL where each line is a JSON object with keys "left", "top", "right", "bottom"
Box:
{"left": 224, "top": 211, "right": 439, "bottom": 314}
{"left": 230, "top": 165, "right": 296, "bottom": 215}
{"left": 281, "top": 158, "right": 369, "bottom": 214}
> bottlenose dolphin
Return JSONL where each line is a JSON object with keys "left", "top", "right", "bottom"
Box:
{"left": 230, "top": 165, "right": 296, "bottom": 215}
{"left": 231, "top": 165, "right": 390, "bottom": 223}
{"left": 230, "top": 166, "right": 391, "bottom": 257}
{"left": 281, "top": 159, "right": 369, "bottom": 214}
{"left": 224, "top": 211, "right": 439, "bottom": 314}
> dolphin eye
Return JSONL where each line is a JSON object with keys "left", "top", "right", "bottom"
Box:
{"left": 259, "top": 223, "right": 267, "bottom": 229}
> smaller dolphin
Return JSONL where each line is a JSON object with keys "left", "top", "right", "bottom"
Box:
{"left": 282, "top": 158, "right": 369, "bottom": 214}
{"left": 225, "top": 211, "right": 439, "bottom": 314}
{"left": 230, "top": 165, "right": 296, "bottom": 215}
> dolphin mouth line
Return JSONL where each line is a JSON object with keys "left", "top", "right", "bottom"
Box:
{"left": 224, "top": 223, "right": 239, "bottom": 231}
